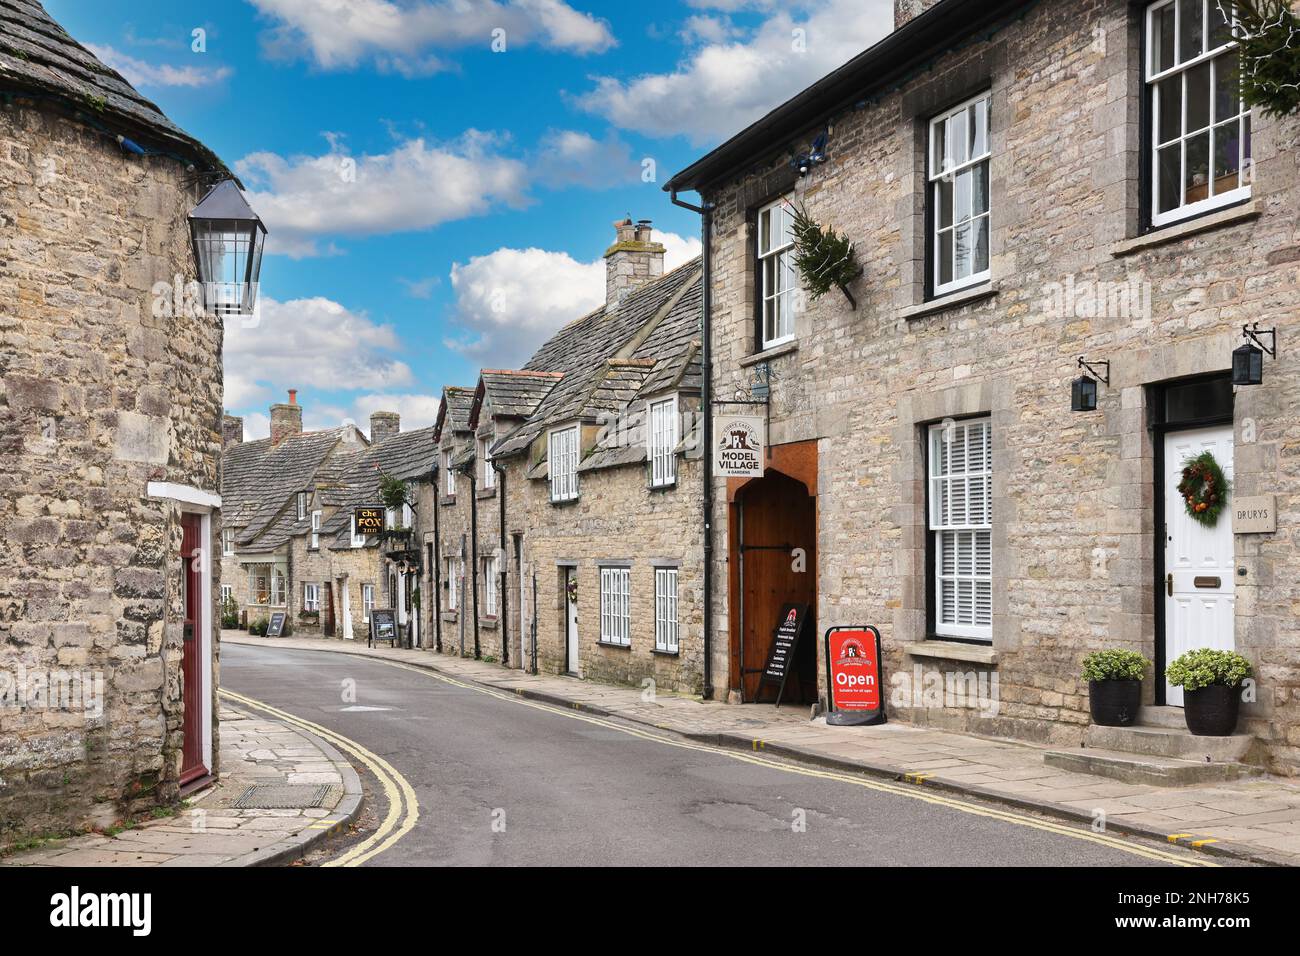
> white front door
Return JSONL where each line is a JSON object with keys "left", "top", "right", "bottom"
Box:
{"left": 340, "top": 579, "right": 353, "bottom": 640}
{"left": 1163, "top": 426, "right": 1235, "bottom": 706}
{"left": 565, "top": 568, "right": 580, "bottom": 676}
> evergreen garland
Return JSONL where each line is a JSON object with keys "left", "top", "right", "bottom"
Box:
{"left": 1219, "top": 1, "right": 1300, "bottom": 118}
{"left": 1177, "top": 451, "right": 1231, "bottom": 528}
{"left": 787, "top": 203, "right": 863, "bottom": 308}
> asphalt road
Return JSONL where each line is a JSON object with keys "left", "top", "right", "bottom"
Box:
{"left": 221, "top": 643, "right": 1207, "bottom": 867}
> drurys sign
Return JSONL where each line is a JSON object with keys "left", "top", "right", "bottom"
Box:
{"left": 713, "top": 415, "right": 765, "bottom": 479}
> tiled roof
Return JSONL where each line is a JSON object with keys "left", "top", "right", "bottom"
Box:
{"left": 0, "top": 0, "right": 225, "bottom": 172}
{"left": 478, "top": 370, "right": 562, "bottom": 421}
{"left": 318, "top": 427, "right": 439, "bottom": 543}
{"left": 493, "top": 260, "right": 702, "bottom": 459}
{"left": 435, "top": 386, "right": 476, "bottom": 439}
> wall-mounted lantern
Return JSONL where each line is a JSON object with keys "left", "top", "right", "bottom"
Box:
{"left": 1232, "top": 323, "right": 1277, "bottom": 386}
{"left": 1071, "top": 356, "right": 1110, "bottom": 412}
{"left": 188, "top": 179, "right": 267, "bottom": 318}
{"left": 749, "top": 362, "right": 772, "bottom": 401}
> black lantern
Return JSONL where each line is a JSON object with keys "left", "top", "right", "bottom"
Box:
{"left": 1071, "top": 356, "right": 1110, "bottom": 412}
{"left": 1232, "top": 324, "right": 1276, "bottom": 386}
{"left": 188, "top": 179, "right": 267, "bottom": 318}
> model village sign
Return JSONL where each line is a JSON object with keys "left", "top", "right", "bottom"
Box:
{"left": 713, "top": 415, "right": 765, "bottom": 479}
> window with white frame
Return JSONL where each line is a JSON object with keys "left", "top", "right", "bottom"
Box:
{"left": 385, "top": 506, "right": 397, "bottom": 531}
{"left": 928, "top": 418, "right": 993, "bottom": 640}
{"left": 296, "top": 491, "right": 307, "bottom": 520}
{"left": 220, "top": 583, "right": 233, "bottom": 604}
{"left": 599, "top": 566, "right": 630, "bottom": 646}
{"left": 270, "top": 568, "right": 287, "bottom": 607}
{"left": 445, "top": 557, "right": 458, "bottom": 611}
{"left": 756, "top": 197, "right": 796, "bottom": 348}
{"left": 549, "top": 426, "right": 580, "bottom": 502}
{"left": 222, "top": 527, "right": 235, "bottom": 556}
{"left": 479, "top": 437, "right": 496, "bottom": 489}
{"left": 310, "top": 510, "right": 321, "bottom": 549}
{"left": 303, "top": 582, "right": 321, "bottom": 612}
{"left": 443, "top": 450, "right": 455, "bottom": 496}
{"left": 1146, "top": 0, "right": 1250, "bottom": 227}
{"left": 362, "top": 583, "right": 375, "bottom": 622}
{"left": 482, "top": 555, "right": 498, "bottom": 616}
{"left": 929, "top": 92, "right": 992, "bottom": 296}
{"left": 654, "top": 567, "right": 679, "bottom": 654}
{"left": 648, "top": 397, "right": 678, "bottom": 487}
{"left": 350, "top": 514, "right": 365, "bottom": 548}
{"left": 249, "top": 566, "right": 270, "bottom": 605}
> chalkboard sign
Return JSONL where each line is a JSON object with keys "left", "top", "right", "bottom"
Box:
{"left": 266, "top": 611, "right": 287, "bottom": 638}
{"left": 757, "top": 603, "right": 808, "bottom": 708}
{"left": 368, "top": 609, "right": 397, "bottom": 647}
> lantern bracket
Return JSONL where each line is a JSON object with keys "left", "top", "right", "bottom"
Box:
{"left": 1077, "top": 356, "right": 1110, "bottom": 385}
{"left": 1242, "top": 323, "right": 1277, "bottom": 359}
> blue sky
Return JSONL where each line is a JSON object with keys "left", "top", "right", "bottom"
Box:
{"left": 48, "top": 0, "right": 894, "bottom": 438}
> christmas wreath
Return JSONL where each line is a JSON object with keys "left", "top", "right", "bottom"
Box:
{"left": 1177, "top": 451, "right": 1230, "bottom": 528}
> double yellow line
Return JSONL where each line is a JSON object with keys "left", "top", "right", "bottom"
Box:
{"left": 219, "top": 689, "right": 419, "bottom": 867}
{"left": 308, "top": 658, "right": 1219, "bottom": 868}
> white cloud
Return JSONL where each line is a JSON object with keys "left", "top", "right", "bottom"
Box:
{"left": 349, "top": 394, "right": 445, "bottom": 433}
{"left": 249, "top": 0, "right": 615, "bottom": 74}
{"left": 235, "top": 133, "right": 530, "bottom": 257}
{"left": 224, "top": 296, "right": 413, "bottom": 421}
{"left": 87, "top": 44, "right": 233, "bottom": 88}
{"left": 578, "top": 0, "right": 893, "bottom": 144}
{"left": 445, "top": 230, "right": 702, "bottom": 368}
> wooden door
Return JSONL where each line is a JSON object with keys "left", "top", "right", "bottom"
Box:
{"left": 179, "top": 513, "right": 207, "bottom": 784}
{"left": 733, "top": 472, "right": 817, "bottom": 702}
{"left": 324, "top": 582, "right": 335, "bottom": 637}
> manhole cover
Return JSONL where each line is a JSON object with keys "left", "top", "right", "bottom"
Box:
{"left": 233, "top": 784, "right": 337, "bottom": 809}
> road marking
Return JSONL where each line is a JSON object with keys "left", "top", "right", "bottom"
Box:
{"left": 219, "top": 689, "right": 419, "bottom": 867}
{"left": 339, "top": 705, "right": 396, "bottom": 712}
{"left": 281, "top": 655, "right": 1218, "bottom": 868}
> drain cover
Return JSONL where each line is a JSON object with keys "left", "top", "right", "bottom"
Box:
{"left": 234, "top": 784, "right": 337, "bottom": 809}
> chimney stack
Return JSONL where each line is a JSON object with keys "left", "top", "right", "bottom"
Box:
{"left": 895, "top": 0, "right": 943, "bottom": 29}
{"left": 370, "top": 411, "right": 400, "bottom": 444}
{"left": 222, "top": 414, "right": 244, "bottom": 447}
{"left": 603, "top": 217, "right": 665, "bottom": 309}
{"left": 270, "top": 389, "right": 302, "bottom": 446}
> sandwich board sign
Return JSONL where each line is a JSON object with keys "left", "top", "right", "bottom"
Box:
{"left": 714, "top": 415, "right": 765, "bottom": 479}
{"left": 755, "top": 603, "right": 808, "bottom": 708}
{"left": 824, "top": 626, "right": 886, "bottom": 726}
{"left": 368, "top": 608, "right": 397, "bottom": 647}
{"left": 266, "top": 611, "right": 287, "bottom": 638}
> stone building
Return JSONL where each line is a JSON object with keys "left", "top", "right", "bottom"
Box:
{"left": 445, "top": 220, "right": 707, "bottom": 694}
{"left": 0, "top": 1, "right": 232, "bottom": 840}
{"left": 427, "top": 385, "right": 480, "bottom": 657}
{"left": 221, "top": 393, "right": 436, "bottom": 646}
{"left": 665, "top": 0, "right": 1300, "bottom": 773}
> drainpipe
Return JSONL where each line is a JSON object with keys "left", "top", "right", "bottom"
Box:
{"left": 463, "top": 461, "right": 482, "bottom": 660}
{"left": 495, "top": 461, "right": 509, "bottom": 667}
{"left": 433, "top": 466, "right": 443, "bottom": 653}
{"left": 671, "top": 189, "right": 714, "bottom": 700}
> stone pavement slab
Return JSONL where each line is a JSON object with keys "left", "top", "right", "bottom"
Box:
{"left": 226, "top": 632, "right": 1300, "bottom": 867}
{"left": 1, "top": 704, "right": 363, "bottom": 868}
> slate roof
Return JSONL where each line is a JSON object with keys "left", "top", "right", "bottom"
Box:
{"left": 492, "top": 260, "right": 702, "bottom": 460}
{"left": 434, "top": 386, "right": 476, "bottom": 440}
{"left": 0, "top": 0, "right": 226, "bottom": 172}
{"left": 475, "top": 370, "right": 562, "bottom": 423}
{"left": 318, "top": 427, "right": 439, "bottom": 546}
{"left": 221, "top": 427, "right": 360, "bottom": 552}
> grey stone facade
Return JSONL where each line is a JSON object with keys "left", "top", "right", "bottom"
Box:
{"left": 672, "top": 0, "right": 1300, "bottom": 771}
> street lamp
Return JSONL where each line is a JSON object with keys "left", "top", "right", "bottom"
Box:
{"left": 188, "top": 179, "right": 267, "bottom": 318}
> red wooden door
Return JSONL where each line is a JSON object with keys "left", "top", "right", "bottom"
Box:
{"left": 179, "top": 513, "right": 207, "bottom": 784}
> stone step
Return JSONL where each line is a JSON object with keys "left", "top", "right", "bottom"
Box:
{"left": 1043, "top": 748, "right": 1257, "bottom": 787}
{"left": 1085, "top": 723, "right": 1260, "bottom": 763}
{"left": 1136, "top": 705, "right": 1188, "bottom": 730}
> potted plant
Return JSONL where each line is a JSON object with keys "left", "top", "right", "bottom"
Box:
{"left": 1166, "top": 648, "right": 1253, "bottom": 736}
{"left": 1081, "top": 649, "right": 1150, "bottom": 726}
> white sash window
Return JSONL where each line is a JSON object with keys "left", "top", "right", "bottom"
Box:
{"left": 928, "top": 419, "right": 993, "bottom": 640}
{"left": 599, "top": 566, "right": 631, "bottom": 646}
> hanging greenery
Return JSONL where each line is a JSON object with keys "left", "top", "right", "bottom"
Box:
{"left": 1177, "top": 451, "right": 1231, "bottom": 528}
{"left": 378, "top": 473, "right": 410, "bottom": 511}
{"left": 1220, "top": 1, "right": 1300, "bottom": 118}
{"left": 787, "top": 202, "right": 863, "bottom": 309}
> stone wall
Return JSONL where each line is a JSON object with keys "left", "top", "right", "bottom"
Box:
{"left": 701, "top": 0, "right": 1300, "bottom": 770}
{"left": 432, "top": 429, "right": 475, "bottom": 658}
{"left": 0, "top": 105, "right": 223, "bottom": 839}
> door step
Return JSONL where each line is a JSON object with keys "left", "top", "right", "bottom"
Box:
{"left": 1134, "top": 705, "right": 1187, "bottom": 729}
{"left": 1043, "top": 748, "right": 1256, "bottom": 787}
{"left": 1084, "top": 723, "right": 1259, "bottom": 763}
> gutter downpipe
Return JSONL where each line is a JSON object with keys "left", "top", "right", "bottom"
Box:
{"left": 496, "top": 461, "right": 508, "bottom": 667}
{"left": 670, "top": 189, "right": 714, "bottom": 700}
{"left": 466, "top": 463, "right": 481, "bottom": 660}
{"left": 433, "top": 465, "right": 443, "bottom": 653}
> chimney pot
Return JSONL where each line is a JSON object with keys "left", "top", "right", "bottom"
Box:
{"left": 288, "top": 388, "right": 297, "bottom": 405}
{"left": 270, "top": 392, "right": 303, "bottom": 446}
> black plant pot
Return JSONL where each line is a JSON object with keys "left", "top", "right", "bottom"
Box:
{"left": 1183, "top": 684, "right": 1241, "bottom": 736}
{"left": 1089, "top": 679, "right": 1141, "bottom": 727}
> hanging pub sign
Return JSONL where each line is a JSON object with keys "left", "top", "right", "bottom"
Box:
{"left": 755, "top": 602, "right": 809, "bottom": 708}
{"left": 266, "top": 611, "right": 287, "bottom": 638}
{"left": 713, "top": 415, "right": 765, "bottom": 479}
{"left": 354, "top": 505, "right": 385, "bottom": 536}
{"left": 824, "top": 626, "right": 886, "bottom": 726}
{"left": 368, "top": 609, "right": 397, "bottom": 648}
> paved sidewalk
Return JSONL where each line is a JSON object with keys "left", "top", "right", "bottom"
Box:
{"left": 228, "top": 633, "right": 1300, "bottom": 866}
{"left": 1, "top": 704, "right": 362, "bottom": 867}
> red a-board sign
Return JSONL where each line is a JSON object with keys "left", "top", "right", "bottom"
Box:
{"left": 825, "top": 626, "right": 885, "bottom": 726}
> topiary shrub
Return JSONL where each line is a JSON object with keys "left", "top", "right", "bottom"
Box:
{"left": 1165, "top": 648, "right": 1253, "bottom": 691}
{"left": 1081, "top": 649, "right": 1150, "bottom": 682}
